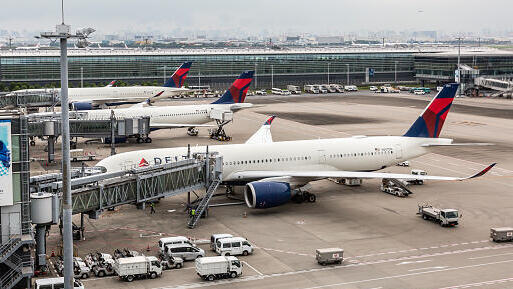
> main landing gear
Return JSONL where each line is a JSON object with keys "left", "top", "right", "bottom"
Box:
{"left": 209, "top": 120, "right": 232, "bottom": 141}
{"left": 292, "top": 190, "right": 317, "bottom": 203}
{"left": 187, "top": 127, "right": 199, "bottom": 136}
{"left": 136, "top": 136, "right": 152, "bottom": 143}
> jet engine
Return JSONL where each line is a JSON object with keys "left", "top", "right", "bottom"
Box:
{"left": 244, "top": 181, "right": 291, "bottom": 209}
{"left": 71, "top": 102, "right": 98, "bottom": 110}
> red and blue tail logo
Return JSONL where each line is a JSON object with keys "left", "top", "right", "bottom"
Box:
{"left": 164, "top": 62, "right": 192, "bottom": 88}
{"left": 404, "top": 83, "right": 458, "bottom": 138}
{"left": 212, "top": 71, "right": 254, "bottom": 104}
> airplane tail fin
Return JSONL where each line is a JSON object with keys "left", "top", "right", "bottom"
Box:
{"left": 212, "top": 71, "right": 254, "bottom": 104}
{"left": 404, "top": 83, "right": 459, "bottom": 138}
{"left": 106, "top": 80, "right": 117, "bottom": 87}
{"left": 164, "top": 62, "right": 192, "bottom": 88}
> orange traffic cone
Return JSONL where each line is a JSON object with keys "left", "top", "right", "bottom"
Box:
{"left": 146, "top": 244, "right": 151, "bottom": 252}
{"left": 51, "top": 249, "right": 55, "bottom": 257}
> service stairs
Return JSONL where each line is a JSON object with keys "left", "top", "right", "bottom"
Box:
{"left": 388, "top": 178, "right": 414, "bottom": 195}
{"left": 1, "top": 239, "right": 33, "bottom": 289}
{"left": 0, "top": 237, "right": 22, "bottom": 264}
{"left": 188, "top": 180, "right": 221, "bottom": 228}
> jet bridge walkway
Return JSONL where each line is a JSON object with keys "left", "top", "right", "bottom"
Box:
{"left": 0, "top": 90, "right": 59, "bottom": 109}
{"left": 27, "top": 114, "right": 151, "bottom": 162}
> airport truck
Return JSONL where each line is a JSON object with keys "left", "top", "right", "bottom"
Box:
{"left": 490, "top": 227, "right": 513, "bottom": 242}
{"left": 316, "top": 248, "right": 343, "bottom": 265}
{"left": 408, "top": 169, "right": 427, "bottom": 185}
{"left": 418, "top": 205, "right": 459, "bottom": 227}
{"left": 196, "top": 256, "right": 243, "bottom": 281}
{"left": 114, "top": 256, "right": 162, "bottom": 282}
{"left": 287, "top": 85, "right": 302, "bottom": 94}
{"left": 304, "top": 85, "right": 320, "bottom": 94}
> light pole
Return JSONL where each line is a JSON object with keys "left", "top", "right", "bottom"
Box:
{"left": 271, "top": 65, "right": 274, "bottom": 88}
{"left": 163, "top": 65, "right": 166, "bottom": 85}
{"left": 394, "top": 61, "right": 397, "bottom": 84}
{"left": 346, "top": 64, "right": 349, "bottom": 85}
{"left": 254, "top": 63, "right": 257, "bottom": 89}
{"left": 80, "top": 67, "right": 83, "bottom": 88}
{"left": 457, "top": 37, "right": 462, "bottom": 96}
{"left": 327, "top": 62, "right": 330, "bottom": 85}
{"left": 40, "top": 11, "right": 94, "bottom": 289}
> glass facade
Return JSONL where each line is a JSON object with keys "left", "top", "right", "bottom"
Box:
{"left": 415, "top": 53, "right": 513, "bottom": 82}
{"left": 0, "top": 49, "right": 415, "bottom": 88}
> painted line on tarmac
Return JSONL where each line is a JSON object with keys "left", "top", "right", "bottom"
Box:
{"left": 426, "top": 153, "right": 513, "bottom": 174}
{"left": 468, "top": 252, "right": 513, "bottom": 260}
{"left": 396, "top": 259, "right": 431, "bottom": 265}
{"left": 242, "top": 261, "right": 264, "bottom": 276}
{"left": 437, "top": 276, "right": 513, "bottom": 289}
{"left": 256, "top": 246, "right": 315, "bottom": 258}
{"left": 408, "top": 266, "right": 448, "bottom": 272}
{"left": 345, "top": 239, "right": 489, "bottom": 259}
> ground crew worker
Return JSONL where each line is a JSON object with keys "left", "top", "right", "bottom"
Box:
{"left": 150, "top": 202, "right": 156, "bottom": 214}
{"left": 191, "top": 209, "right": 196, "bottom": 217}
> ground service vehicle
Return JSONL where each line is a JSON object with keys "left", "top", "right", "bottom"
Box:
{"left": 304, "top": 85, "right": 319, "bottom": 94}
{"left": 158, "top": 252, "right": 184, "bottom": 269}
{"left": 114, "top": 256, "right": 162, "bottom": 282}
{"left": 323, "top": 84, "right": 336, "bottom": 93}
{"left": 158, "top": 236, "right": 194, "bottom": 252}
{"left": 490, "top": 227, "right": 513, "bottom": 242}
{"left": 333, "top": 84, "right": 345, "bottom": 93}
{"left": 316, "top": 84, "right": 328, "bottom": 93}
{"left": 418, "top": 205, "right": 459, "bottom": 226}
{"left": 216, "top": 237, "right": 253, "bottom": 256}
{"left": 414, "top": 90, "right": 426, "bottom": 95}
{"left": 287, "top": 85, "right": 302, "bottom": 94}
{"left": 166, "top": 243, "right": 205, "bottom": 261}
{"left": 344, "top": 85, "right": 358, "bottom": 91}
{"left": 73, "top": 257, "right": 91, "bottom": 279}
{"left": 211, "top": 233, "right": 233, "bottom": 251}
{"left": 93, "top": 258, "right": 116, "bottom": 277}
{"left": 255, "top": 90, "right": 267, "bottom": 95}
{"left": 70, "top": 149, "right": 95, "bottom": 162}
{"left": 381, "top": 179, "right": 410, "bottom": 197}
{"left": 35, "top": 278, "right": 84, "bottom": 289}
{"left": 408, "top": 169, "right": 427, "bottom": 185}
{"left": 369, "top": 86, "right": 378, "bottom": 91}
{"left": 316, "top": 248, "right": 343, "bottom": 265}
{"left": 397, "top": 161, "right": 410, "bottom": 167}
{"left": 196, "top": 256, "right": 243, "bottom": 281}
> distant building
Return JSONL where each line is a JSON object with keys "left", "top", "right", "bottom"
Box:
{"left": 412, "top": 31, "right": 437, "bottom": 42}
{"left": 315, "top": 36, "right": 344, "bottom": 44}
{"left": 104, "top": 34, "right": 119, "bottom": 41}
{"left": 286, "top": 36, "right": 301, "bottom": 42}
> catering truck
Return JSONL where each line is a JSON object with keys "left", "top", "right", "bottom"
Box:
{"left": 113, "top": 256, "right": 162, "bottom": 282}
{"left": 195, "top": 256, "right": 243, "bottom": 281}
{"left": 418, "top": 205, "right": 459, "bottom": 227}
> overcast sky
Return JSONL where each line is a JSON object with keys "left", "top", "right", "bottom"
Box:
{"left": 1, "top": 0, "right": 511, "bottom": 37}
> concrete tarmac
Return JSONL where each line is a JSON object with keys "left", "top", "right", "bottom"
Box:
{"left": 39, "top": 91, "right": 513, "bottom": 289}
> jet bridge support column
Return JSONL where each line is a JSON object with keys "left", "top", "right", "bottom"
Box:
{"left": 47, "top": 136, "right": 55, "bottom": 163}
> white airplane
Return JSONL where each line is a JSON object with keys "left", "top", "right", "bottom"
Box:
{"left": 96, "top": 83, "right": 496, "bottom": 209}
{"left": 30, "top": 71, "right": 255, "bottom": 142}
{"left": 8, "top": 62, "right": 192, "bottom": 109}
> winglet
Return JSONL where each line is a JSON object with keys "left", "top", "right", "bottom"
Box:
{"left": 467, "top": 163, "right": 497, "bottom": 179}
{"left": 245, "top": 115, "right": 275, "bottom": 144}
{"left": 264, "top": 115, "right": 276, "bottom": 125}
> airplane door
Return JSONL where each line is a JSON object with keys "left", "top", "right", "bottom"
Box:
{"left": 394, "top": 144, "right": 403, "bottom": 159}
{"left": 317, "top": 150, "right": 327, "bottom": 164}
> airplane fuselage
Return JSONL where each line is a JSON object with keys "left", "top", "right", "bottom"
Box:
{"left": 82, "top": 103, "right": 246, "bottom": 127}
{"left": 97, "top": 136, "right": 451, "bottom": 184}
{"left": 13, "top": 86, "right": 187, "bottom": 104}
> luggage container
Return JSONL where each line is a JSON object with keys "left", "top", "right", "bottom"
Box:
{"left": 490, "top": 227, "right": 513, "bottom": 242}
{"left": 316, "top": 248, "right": 343, "bottom": 265}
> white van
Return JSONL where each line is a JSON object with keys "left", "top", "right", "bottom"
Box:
{"left": 158, "top": 236, "right": 194, "bottom": 252}
{"left": 35, "top": 277, "right": 84, "bottom": 289}
{"left": 166, "top": 243, "right": 205, "bottom": 261}
{"left": 211, "top": 234, "right": 233, "bottom": 251}
{"left": 216, "top": 237, "right": 253, "bottom": 256}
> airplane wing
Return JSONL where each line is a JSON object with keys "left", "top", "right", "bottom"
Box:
{"left": 229, "top": 163, "right": 496, "bottom": 182}
{"left": 150, "top": 123, "right": 215, "bottom": 129}
{"left": 245, "top": 116, "right": 275, "bottom": 144}
{"left": 130, "top": 91, "right": 165, "bottom": 108}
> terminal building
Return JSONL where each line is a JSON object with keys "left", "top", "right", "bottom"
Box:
{"left": 1, "top": 47, "right": 513, "bottom": 90}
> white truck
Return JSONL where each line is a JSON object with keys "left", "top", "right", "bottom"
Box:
{"left": 304, "top": 85, "right": 320, "bottom": 94}
{"left": 113, "top": 256, "right": 162, "bottom": 282}
{"left": 408, "top": 169, "right": 427, "bottom": 185}
{"left": 344, "top": 85, "right": 358, "bottom": 91}
{"left": 287, "top": 85, "right": 302, "bottom": 94}
{"left": 418, "top": 205, "right": 459, "bottom": 227}
{"left": 195, "top": 256, "right": 243, "bottom": 281}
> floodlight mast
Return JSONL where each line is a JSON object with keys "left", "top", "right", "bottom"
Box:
{"left": 40, "top": 5, "right": 94, "bottom": 287}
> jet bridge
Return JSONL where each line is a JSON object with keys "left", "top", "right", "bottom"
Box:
{"left": 0, "top": 90, "right": 60, "bottom": 109}
{"left": 27, "top": 114, "right": 151, "bottom": 162}
{"left": 29, "top": 151, "right": 222, "bottom": 271}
